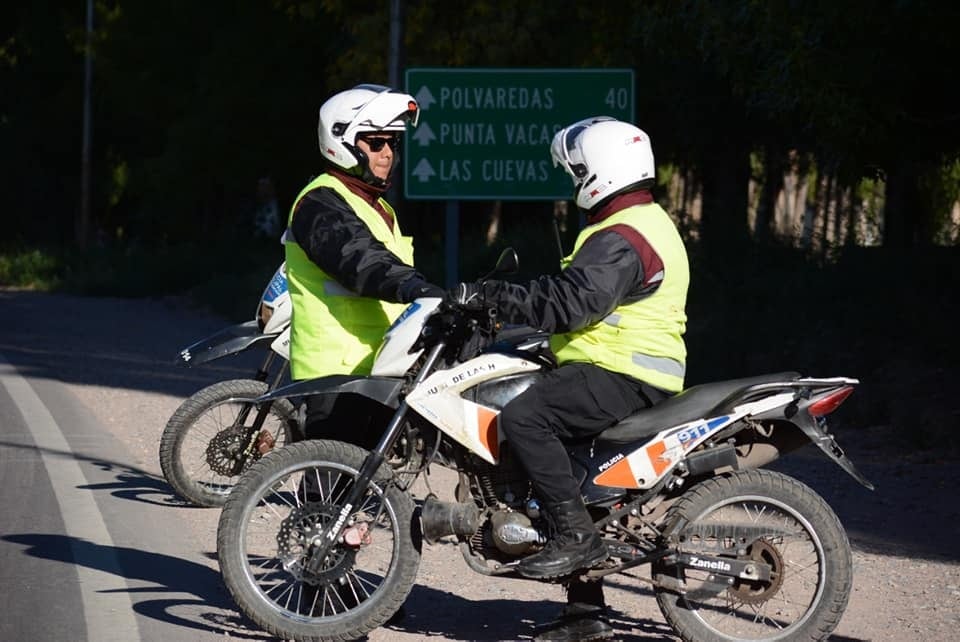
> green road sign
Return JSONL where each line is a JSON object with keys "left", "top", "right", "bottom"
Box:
{"left": 404, "top": 68, "right": 634, "bottom": 200}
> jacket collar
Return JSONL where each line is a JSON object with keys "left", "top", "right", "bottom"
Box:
{"left": 587, "top": 190, "right": 653, "bottom": 224}
{"left": 327, "top": 168, "right": 395, "bottom": 231}
{"left": 328, "top": 168, "right": 389, "bottom": 205}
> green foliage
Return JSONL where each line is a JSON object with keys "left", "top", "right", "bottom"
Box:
{"left": 0, "top": 238, "right": 283, "bottom": 322}
{"left": 0, "top": 34, "right": 18, "bottom": 69}
{"left": 5, "top": 1, "right": 960, "bottom": 250}
{"left": 90, "top": 1, "right": 342, "bottom": 245}
{"left": 0, "top": 248, "right": 63, "bottom": 289}
{"left": 926, "top": 157, "right": 960, "bottom": 245}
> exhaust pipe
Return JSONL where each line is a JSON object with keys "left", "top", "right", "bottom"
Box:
{"left": 419, "top": 494, "right": 480, "bottom": 544}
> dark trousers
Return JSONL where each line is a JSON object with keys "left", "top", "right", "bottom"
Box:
{"left": 304, "top": 393, "right": 391, "bottom": 450}
{"left": 499, "top": 362, "right": 669, "bottom": 505}
{"left": 499, "top": 362, "right": 671, "bottom": 608}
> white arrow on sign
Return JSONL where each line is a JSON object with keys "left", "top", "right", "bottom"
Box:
{"left": 411, "top": 121, "right": 436, "bottom": 147}
{"left": 412, "top": 158, "right": 436, "bottom": 183}
{"left": 415, "top": 86, "right": 436, "bottom": 110}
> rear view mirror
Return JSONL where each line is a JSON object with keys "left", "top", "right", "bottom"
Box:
{"left": 490, "top": 248, "right": 518, "bottom": 278}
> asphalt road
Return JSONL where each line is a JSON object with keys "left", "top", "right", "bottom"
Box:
{"left": 1, "top": 288, "right": 958, "bottom": 641}
{"left": 0, "top": 291, "right": 252, "bottom": 642}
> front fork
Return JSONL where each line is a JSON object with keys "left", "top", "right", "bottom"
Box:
{"left": 235, "top": 353, "right": 291, "bottom": 459}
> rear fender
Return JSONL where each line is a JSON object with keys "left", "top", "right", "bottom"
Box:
{"left": 749, "top": 404, "right": 874, "bottom": 490}
{"left": 255, "top": 374, "right": 404, "bottom": 409}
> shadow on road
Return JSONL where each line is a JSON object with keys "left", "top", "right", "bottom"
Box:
{"left": 360, "top": 581, "right": 679, "bottom": 641}
{"left": 2, "top": 532, "right": 270, "bottom": 639}
{"left": 0, "top": 439, "right": 197, "bottom": 508}
{"left": 3, "top": 531, "right": 682, "bottom": 641}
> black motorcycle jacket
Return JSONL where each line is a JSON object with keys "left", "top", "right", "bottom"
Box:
{"left": 289, "top": 173, "right": 442, "bottom": 304}
{"left": 483, "top": 191, "right": 665, "bottom": 334}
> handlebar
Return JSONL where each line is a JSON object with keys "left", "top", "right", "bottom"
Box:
{"left": 416, "top": 299, "right": 500, "bottom": 363}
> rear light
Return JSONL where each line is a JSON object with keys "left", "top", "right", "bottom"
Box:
{"left": 808, "top": 386, "right": 854, "bottom": 417}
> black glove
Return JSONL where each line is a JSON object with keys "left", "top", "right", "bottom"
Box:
{"left": 446, "top": 282, "right": 496, "bottom": 360}
{"left": 399, "top": 279, "right": 445, "bottom": 303}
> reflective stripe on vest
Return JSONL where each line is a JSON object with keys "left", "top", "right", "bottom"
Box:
{"left": 549, "top": 203, "right": 689, "bottom": 392}
{"left": 284, "top": 173, "right": 415, "bottom": 380}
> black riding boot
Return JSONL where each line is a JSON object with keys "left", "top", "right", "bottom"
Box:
{"left": 533, "top": 601, "right": 613, "bottom": 641}
{"left": 519, "top": 498, "right": 608, "bottom": 579}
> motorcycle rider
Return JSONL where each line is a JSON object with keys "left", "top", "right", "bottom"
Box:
{"left": 451, "top": 117, "right": 690, "bottom": 641}
{"left": 284, "top": 83, "right": 444, "bottom": 445}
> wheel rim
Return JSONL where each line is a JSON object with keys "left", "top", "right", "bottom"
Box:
{"left": 675, "top": 494, "right": 826, "bottom": 640}
{"left": 237, "top": 459, "right": 401, "bottom": 622}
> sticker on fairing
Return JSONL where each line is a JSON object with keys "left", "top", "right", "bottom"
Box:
{"left": 676, "top": 415, "right": 730, "bottom": 449}
{"left": 387, "top": 301, "right": 421, "bottom": 331}
{"left": 263, "top": 270, "right": 288, "bottom": 303}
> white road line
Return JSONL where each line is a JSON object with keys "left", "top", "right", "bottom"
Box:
{"left": 0, "top": 354, "right": 141, "bottom": 642}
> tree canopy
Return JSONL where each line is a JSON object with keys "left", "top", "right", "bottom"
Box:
{"left": 2, "top": 0, "right": 957, "bottom": 252}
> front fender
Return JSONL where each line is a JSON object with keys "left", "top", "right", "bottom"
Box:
{"left": 177, "top": 320, "right": 280, "bottom": 366}
{"left": 255, "top": 375, "right": 404, "bottom": 409}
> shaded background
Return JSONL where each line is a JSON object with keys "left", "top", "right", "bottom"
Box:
{"left": 2, "top": 1, "right": 958, "bottom": 452}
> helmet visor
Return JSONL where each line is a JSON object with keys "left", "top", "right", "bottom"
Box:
{"left": 351, "top": 91, "right": 420, "bottom": 134}
{"left": 555, "top": 124, "right": 590, "bottom": 178}
{"left": 551, "top": 116, "right": 615, "bottom": 180}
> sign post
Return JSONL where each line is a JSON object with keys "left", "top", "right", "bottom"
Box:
{"left": 403, "top": 68, "right": 635, "bottom": 283}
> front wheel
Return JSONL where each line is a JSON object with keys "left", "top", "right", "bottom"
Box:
{"left": 217, "top": 440, "right": 421, "bottom": 642}
{"left": 159, "top": 379, "right": 298, "bottom": 507}
{"left": 653, "top": 469, "right": 852, "bottom": 642}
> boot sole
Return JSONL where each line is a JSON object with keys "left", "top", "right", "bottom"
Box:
{"left": 518, "top": 546, "right": 609, "bottom": 580}
{"left": 534, "top": 627, "right": 614, "bottom": 642}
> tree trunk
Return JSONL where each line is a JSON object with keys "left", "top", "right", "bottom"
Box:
{"left": 884, "top": 158, "right": 938, "bottom": 248}
{"left": 754, "top": 144, "right": 784, "bottom": 245}
{"left": 700, "top": 144, "right": 751, "bottom": 253}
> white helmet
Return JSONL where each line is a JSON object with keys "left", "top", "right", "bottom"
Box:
{"left": 551, "top": 117, "right": 655, "bottom": 211}
{"left": 317, "top": 84, "right": 420, "bottom": 183}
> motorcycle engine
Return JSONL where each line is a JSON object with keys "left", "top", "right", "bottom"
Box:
{"left": 489, "top": 508, "right": 545, "bottom": 555}
{"left": 461, "top": 446, "right": 548, "bottom": 556}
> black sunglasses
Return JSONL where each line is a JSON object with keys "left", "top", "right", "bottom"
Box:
{"left": 358, "top": 134, "right": 400, "bottom": 152}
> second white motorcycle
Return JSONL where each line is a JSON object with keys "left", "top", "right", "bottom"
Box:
{"left": 159, "top": 263, "right": 301, "bottom": 507}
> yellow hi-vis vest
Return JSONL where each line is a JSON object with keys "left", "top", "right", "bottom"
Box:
{"left": 284, "top": 173, "right": 414, "bottom": 380}
{"left": 549, "top": 203, "right": 689, "bottom": 392}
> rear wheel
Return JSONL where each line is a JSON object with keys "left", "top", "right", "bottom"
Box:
{"left": 654, "top": 469, "right": 852, "bottom": 642}
{"left": 216, "top": 440, "right": 420, "bottom": 641}
{"left": 159, "top": 379, "right": 298, "bottom": 507}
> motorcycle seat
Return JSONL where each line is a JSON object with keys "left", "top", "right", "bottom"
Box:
{"left": 598, "top": 371, "right": 801, "bottom": 444}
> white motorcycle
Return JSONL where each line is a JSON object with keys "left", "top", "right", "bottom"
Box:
{"left": 159, "top": 263, "right": 302, "bottom": 507}
{"left": 216, "top": 249, "right": 872, "bottom": 641}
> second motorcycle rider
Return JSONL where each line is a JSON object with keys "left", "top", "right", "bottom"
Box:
{"left": 450, "top": 116, "right": 691, "bottom": 641}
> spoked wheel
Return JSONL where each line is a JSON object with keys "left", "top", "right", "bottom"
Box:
{"left": 654, "top": 469, "right": 852, "bottom": 642}
{"left": 159, "top": 379, "right": 298, "bottom": 507}
{"left": 216, "top": 440, "right": 421, "bottom": 642}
